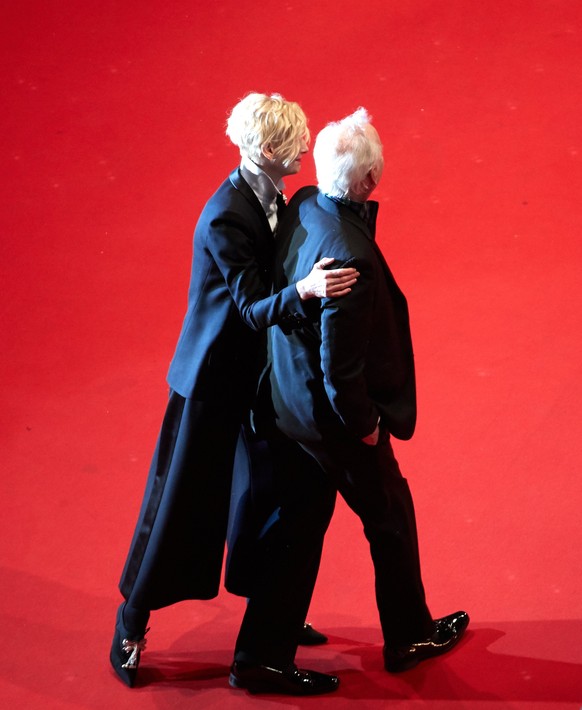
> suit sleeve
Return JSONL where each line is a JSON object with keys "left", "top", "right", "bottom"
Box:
{"left": 207, "top": 209, "right": 307, "bottom": 332}
{"left": 320, "top": 256, "right": 380, "bottom": 439}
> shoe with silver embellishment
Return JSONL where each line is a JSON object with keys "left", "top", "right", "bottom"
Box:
{"left": 384, "top": 610, "right": 469, "bottom": 672}
{"left": 109, "top": 603, "right": 149, "bottom": 687}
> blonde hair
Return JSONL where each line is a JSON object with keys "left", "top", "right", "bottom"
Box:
{"left": 313, "top": 107, "right": 383, "bottom": 197}
{"left": 226, "top": 92, "right": 309, "bottom": 167}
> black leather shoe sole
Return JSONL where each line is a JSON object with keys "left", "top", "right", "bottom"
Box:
{"left": 384, "top": 610, "right": 469, "bottom": 672}
{"left": 229, "top": 662, "right": 339, "bottom": 695}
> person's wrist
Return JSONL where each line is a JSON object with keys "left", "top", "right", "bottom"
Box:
{"left": 295, "top": 279, "right": 310, "bottom": 301}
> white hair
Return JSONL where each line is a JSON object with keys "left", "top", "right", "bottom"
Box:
{"left": 313, "top": 107, "right": 383, "bottom": 198}
{"left": 225, "top": 92, "right": 309, "bottom": 166}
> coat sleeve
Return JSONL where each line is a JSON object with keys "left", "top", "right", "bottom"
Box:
{"left": 206, "top": 208, "right": 307, "bottom": 332}
{"left": 320, "top": 255, "right": 380, "bottom": 439}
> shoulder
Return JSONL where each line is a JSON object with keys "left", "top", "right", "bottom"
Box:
{"left": 206, "top": 170, "right": 248, "bottom": 208}
{"left": 199, "top": 170, "right": 261, "bottom": 225}
{"left": 313, "top": 202, "right": 377, "bottom": 264}
{"left": 288, "top": 185, "right": 318, "bottom": 207}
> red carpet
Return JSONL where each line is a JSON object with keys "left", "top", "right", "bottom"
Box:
{"left": 2, "top": 1, "right": 581, "bottom": 707}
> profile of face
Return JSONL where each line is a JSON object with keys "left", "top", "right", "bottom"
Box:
{"left": 261, "top": 134, "right": 310, "bottom": 182}
{"left": 363, "top": 154, "right": 384, "bottom": 199}
{"left": 349, "top": 124, "right": 384, "bottom": 202}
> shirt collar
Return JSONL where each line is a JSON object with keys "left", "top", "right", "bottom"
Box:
{"left": 239, "top": 155, "right": 285, "bottom": 211}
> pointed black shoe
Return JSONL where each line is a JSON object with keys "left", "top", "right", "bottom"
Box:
{"left": 384, "top": 610, "right": 470, "bottom": 672}
{"left": 229, "top": 661, "right": 339, "bottom": 695}
{"left": 298, "top": 622, "right": 328, "bottom": 646}
{"left": 109, "top": 603, "right": 148, "bottom": 687}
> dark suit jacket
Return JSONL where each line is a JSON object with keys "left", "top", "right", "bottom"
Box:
{"left": 167, "top": 168, "right": 307, "bottom": 405}
{"left": 269, "top": 186, "right": 417, "bottom": 443}
{"left": 120, "top": 170, "right": 309, "bottom": 606}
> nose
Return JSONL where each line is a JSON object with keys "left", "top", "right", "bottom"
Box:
{"left": 300, "top": 137, "right": 309, "bottom": 154}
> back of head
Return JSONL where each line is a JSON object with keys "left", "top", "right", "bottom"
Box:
{"left": 313, "top": 108, "right": 383, "bottom": 198}
{"left": 226, "top": 92, "right": 309, "bottom": 167}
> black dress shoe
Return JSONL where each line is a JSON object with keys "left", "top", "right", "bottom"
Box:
{"left": 298, "top": 622, "right": 328, "bottom": 646}
{"left": 384, "top": 610, "right": 469, "bottom": 672}
{"left": 109, "top": 603, "right": 148, "bottom": 687}
{"left": 229, "top": 661, "right": 340, "bottom": 695}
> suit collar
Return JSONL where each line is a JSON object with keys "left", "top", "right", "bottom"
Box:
{"left": 316, "top": 190, "right": 377, "bottom": 241}
{"left": 229, "top": 168, "right": 271, "bottom": 228}
{"left": 229, "top": 166, "right": 255, "bottom": 199}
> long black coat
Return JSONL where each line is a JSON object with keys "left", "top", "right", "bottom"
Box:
{"left": 269, "top": 187, "right": 417, "bottom": 444}
{"left": 119, "top": 169, "right": 307, "bottom": 608}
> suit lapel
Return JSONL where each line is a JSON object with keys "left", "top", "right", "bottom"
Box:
{"left": 229, "top": 168, "right": 272, "bottom": 234}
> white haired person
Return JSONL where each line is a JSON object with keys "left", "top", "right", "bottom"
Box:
{"left": 110, "top": 93, "right": 357, "bottom": 694}
{"left": 249, "top": 107, "right": 469, "bottom": 682}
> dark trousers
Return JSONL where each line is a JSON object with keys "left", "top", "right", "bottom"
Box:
{"left": 234, "top": 429, "right": 434, "bottom": 664}
{"left": 300, "top": 432, "right": 434, "bottom": 648}
{"left": 234, "top": 435, "right": 337, "bottom": 667}
{"left": 119, "top": 391, "right": 243, "bottom": 610}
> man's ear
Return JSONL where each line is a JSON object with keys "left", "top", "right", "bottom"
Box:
{"left": 360, "top": 169, "right": 380, "bottom": 196}
{"left": 352, "top": 177, "right": 370, "bottom": 198}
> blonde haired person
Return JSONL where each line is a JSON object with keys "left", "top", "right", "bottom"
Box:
{"left": 226, "top": 92, "right": 310, "bottom": 168}
{"left": 110, "top": 93, "right": 355, "bottom": 695}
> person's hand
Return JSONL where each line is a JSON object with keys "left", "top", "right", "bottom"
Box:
{"left": 296, "top": 258, "right": 359, "bottom": 300}
{"left": 361, "top": 423, "right": 380, "bottom": 446}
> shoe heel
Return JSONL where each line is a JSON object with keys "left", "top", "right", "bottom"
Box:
{"left": 229, "top": 673, "right": 267, "bottom": 694}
